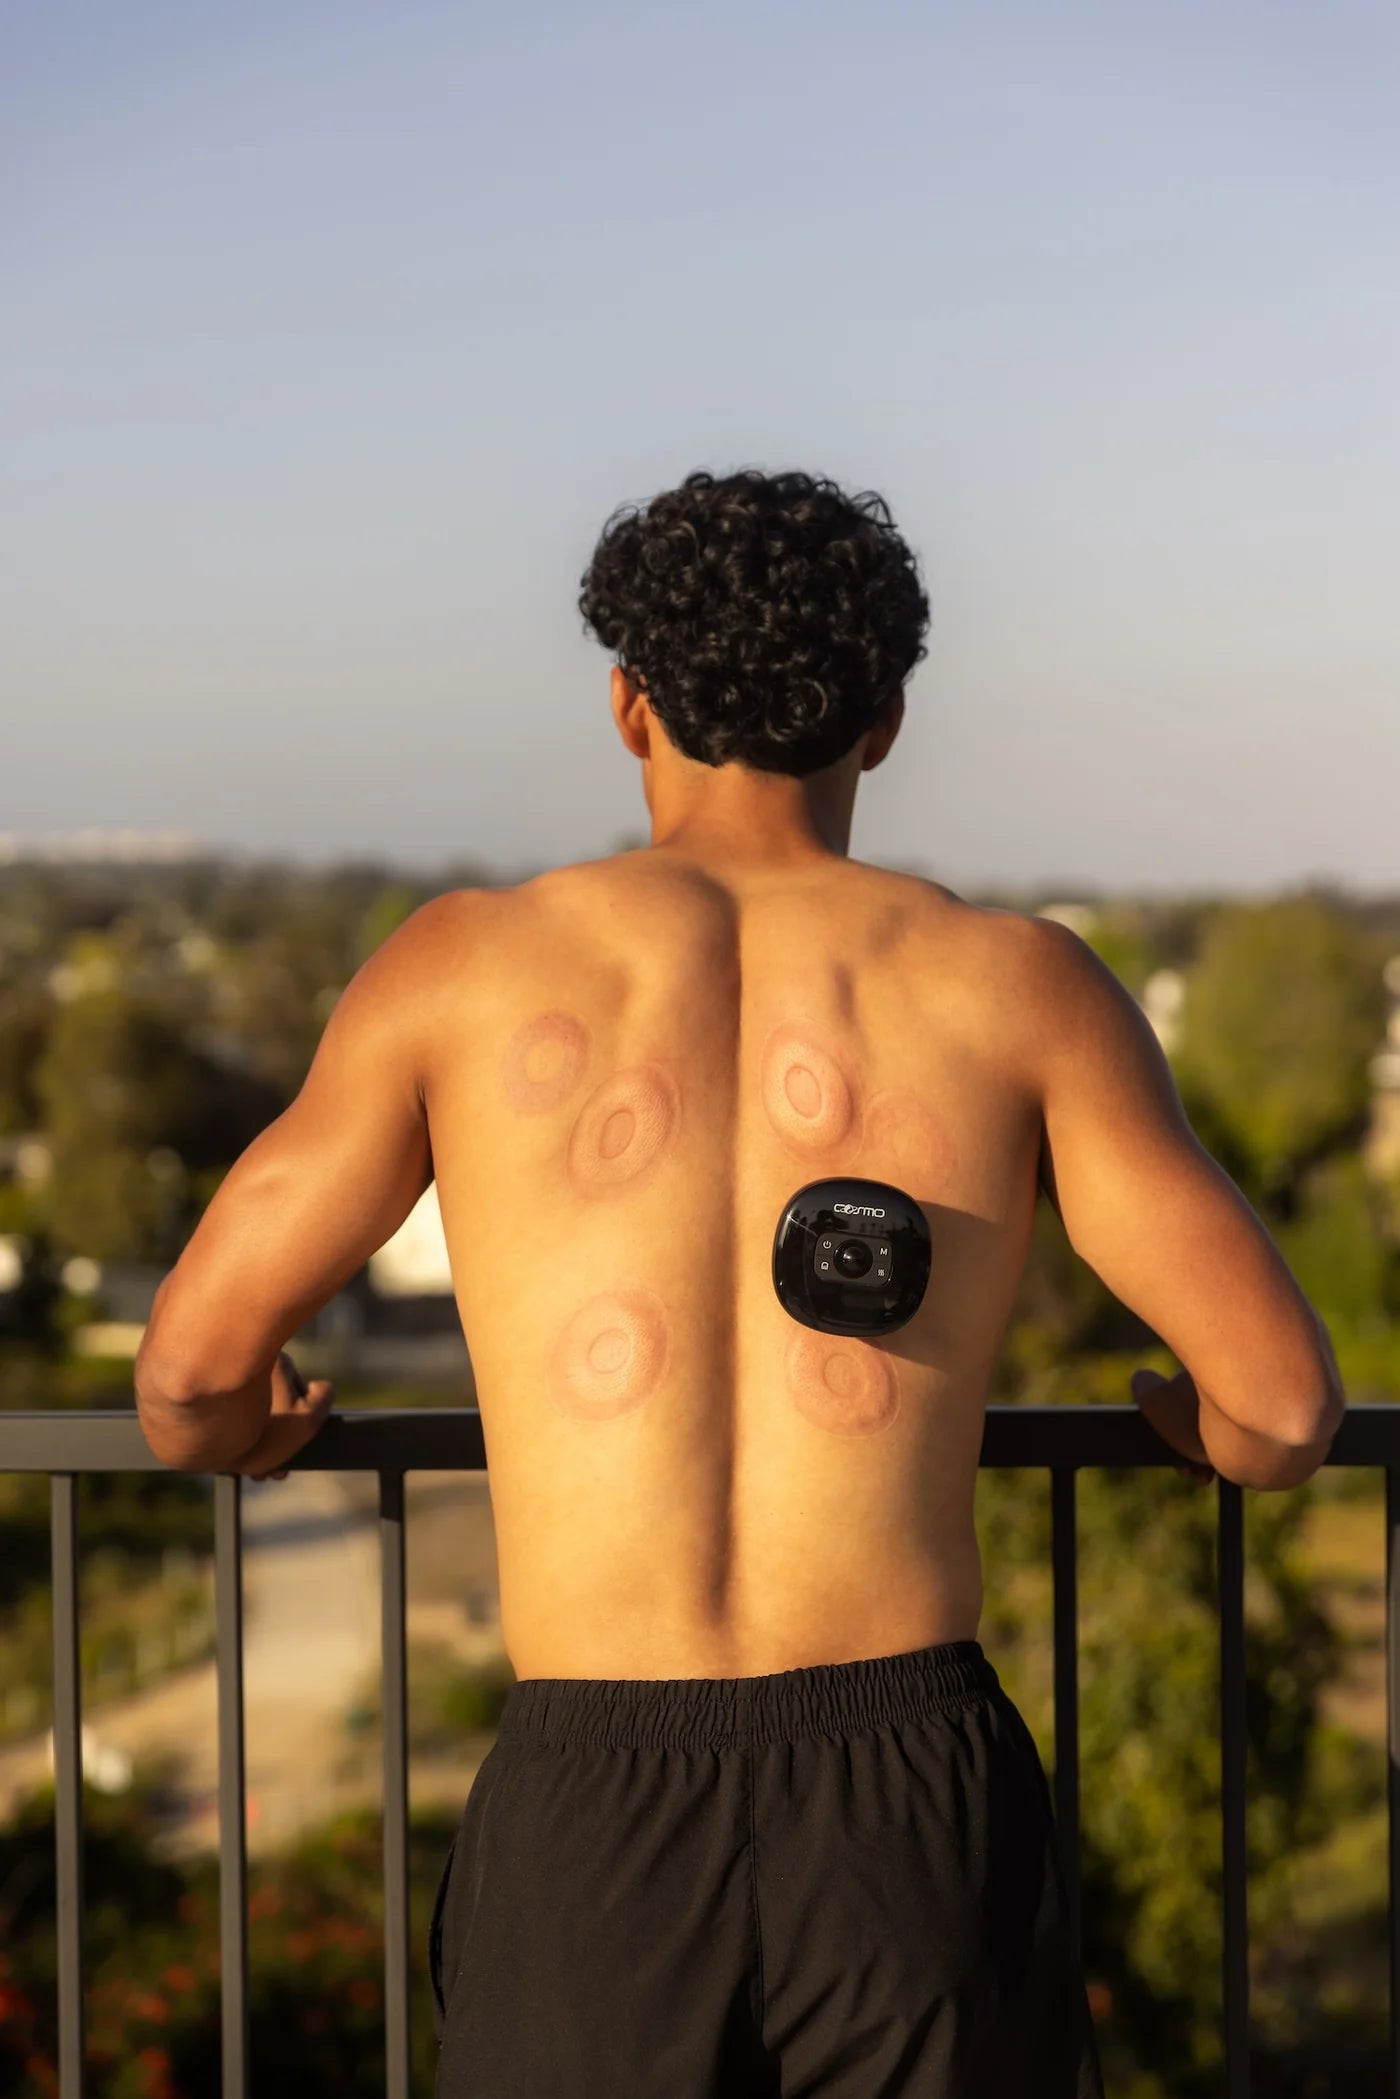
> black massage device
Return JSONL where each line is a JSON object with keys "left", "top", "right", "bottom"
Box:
{"left": 772, "top": 1178, "right": 932, "bottom": 1338}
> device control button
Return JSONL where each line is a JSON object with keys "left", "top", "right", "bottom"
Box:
{"left": 816, "top": 1258, "right": 832, "bottom": 1274}
{"left": 876, "top": 1241, "right": 892, "bottom": 1262}
{"left": 819, "top": 1237, "right": 834, "bottom": 1252}
{"left": 875, "top": 1266, "right": 889, "bottom": 1281}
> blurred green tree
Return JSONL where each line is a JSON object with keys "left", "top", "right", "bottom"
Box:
{"left": 1173, "top": 900, "right": 1387, "bottom": 1208}
{"left": 1275, "top": 1152, "right": 1396, "bottom": 1326}
{"left": 32, "top": 976, "right": 256, "bottom": 1261}
{"left": 0, "top": 975, "right": 50, "bottom": 1136}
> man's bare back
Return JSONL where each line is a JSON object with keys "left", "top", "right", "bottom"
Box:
{"left": 134, "top": 832, "right": 1344, "bottom": 1679}
{"left": 429, "top": 851, "right": 1038, "bottom": 1680}
{"left": 134, "top": 464, "right": 1343, "bottom": 1699}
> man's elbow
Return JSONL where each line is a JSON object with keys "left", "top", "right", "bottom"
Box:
{"left": 1244, "top": 1309, "right": 1347, "bottom": 1484}
{"left": 1279, "top": 1332, "right": 1347, "bottom": 1445}
{"left": 142, "top": 1431, "right": 213, "bottom": 1474}
{"left": 134, "top": 1374, "right": 212, "bottom": 1471}
{"left": 1233, "top": 1421, "right": 1339, "bottom": 1492}
{"left": 133, "top": 1324, "right": 217, "bottom": 1471}
{"left": 1248, "top": 1395, "right": 1344, "bottom": 1490}
{"left": 1201, "top": 1377, "right": 1346, "bottom": 1491}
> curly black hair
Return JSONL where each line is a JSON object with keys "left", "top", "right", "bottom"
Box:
{"left": 578, "top": 467, "right": 930, "bottom": 776}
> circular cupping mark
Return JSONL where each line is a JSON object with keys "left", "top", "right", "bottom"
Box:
{"left": 783, "top": 1328, "right": 901, "bottom": 1437}
{"left": 501, "top": 1010, "right": 590, "bottom": 1114}
{"left": 550, "top": 1290, "right": 670, "bottom": 1421}
{"left": 861, "top": 1090, "right": 954, "bottom": 1190}
{"left": 567, "top": 1064, "right": 679, "bottom": 1193}
{"left": 760, "top": 1028, "right": 858, "bottom": 1157}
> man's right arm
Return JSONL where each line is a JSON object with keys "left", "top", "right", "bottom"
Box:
{"left": 1020, "top": 916, "right": 1345, "bottom": 1489}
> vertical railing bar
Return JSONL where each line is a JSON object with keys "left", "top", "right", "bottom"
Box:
{"left": 1386, "top": 1465, "right": 1400, "bottom": 2099}
{"left": 1218, "top": 1477, "right": 1249, "bottom": 2097}
{"left": 215, "top": 1473, "right": 249, "bottom": 2099}
{"left": 50, "top": 1473, "right": 86, "bottom": 2099}
{"left": 380, "top": 1470, "right": 411, "bottom": 2099}
{"left": 1049, "top": 1463, "right": 1082, "bottom": 1965}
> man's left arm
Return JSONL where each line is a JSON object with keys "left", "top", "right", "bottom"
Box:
{"left": 134, "top": 896, "right": 461, "bottom": 1472}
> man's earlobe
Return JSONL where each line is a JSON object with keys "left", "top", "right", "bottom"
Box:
{"left": 861, "top": 690, "right": 906, "bottom": 770}
{"left": 611, "top": 666, "right": 652, "bottom": 760}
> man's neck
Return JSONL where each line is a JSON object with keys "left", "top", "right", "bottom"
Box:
{"left": 646, "top": 762, "right": 858, "bottom": 863}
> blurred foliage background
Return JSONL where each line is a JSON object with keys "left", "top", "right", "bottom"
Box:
{"left": 1, "top": 860, "right": 1399, "bottom": 2096}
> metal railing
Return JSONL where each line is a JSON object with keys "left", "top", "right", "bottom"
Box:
{"left": 2, "top": 1401, "right": 1398, "bottom": 2099}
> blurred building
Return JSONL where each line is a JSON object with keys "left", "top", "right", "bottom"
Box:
{"left": 1142, "top": 968, "right": 1186, "bottom": 1054}
{"left": 0, "top": 830, "right": 200, "bottom": 863}
{"left": 368, "top": 1182, "right": 455, "bottom": 1297}
{"left": 0, "top": 1163, "right": 470, "bottom": 1387}
{"left": 1035, "top": 900, "right": 1099, "bottom": 935}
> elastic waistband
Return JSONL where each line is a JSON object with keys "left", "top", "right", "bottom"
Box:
{"left": 494, "top": 1638, "right": 1001, "bottom": 1752}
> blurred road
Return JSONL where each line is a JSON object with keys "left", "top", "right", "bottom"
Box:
{"left": 0, "top": 1470, "right": 476, "bottom": 1855}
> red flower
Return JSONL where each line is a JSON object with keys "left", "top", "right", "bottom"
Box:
{"left": 136, "top": 2044, "right": 174, "bottom": 2099}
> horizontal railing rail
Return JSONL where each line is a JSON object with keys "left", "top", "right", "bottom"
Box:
{"left": 6, "top": 1400, "right": 1400, "bottom": 1472}
{"left": 3, "top": 1401, "right": 1398, "bottom": 2099}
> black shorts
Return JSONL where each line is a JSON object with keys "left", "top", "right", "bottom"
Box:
{"left": 429, "top": 1637, "right": 1105, "bottom": 2098}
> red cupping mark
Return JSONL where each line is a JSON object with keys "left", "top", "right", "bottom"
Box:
{"left": 566, "top": 1064, "right": 679, "bottom": 1193}
{"left": 783, "top": 1328, "right": 901, "bottom": 1437}
{"left": 760, "top": 1026, "right": 860, "bottom": 1158}
{"left": 501, "top": 1010, "right": 590, "bottom": 1113}
{"left": 550, "top": 1290, "right": 671, "bottom": 1421}
{"left": 860, "top": 1090, "right": 955, "bottom": 1192}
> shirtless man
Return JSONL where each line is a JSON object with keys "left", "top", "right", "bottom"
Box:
{"left": 134, "top": 468, "right": 1345, "bottom": 2098}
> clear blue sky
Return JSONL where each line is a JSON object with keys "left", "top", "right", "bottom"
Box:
{"left": 5, "top": 0, "right": 1396, "bottom": 893}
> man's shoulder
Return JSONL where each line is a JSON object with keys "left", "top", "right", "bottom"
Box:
{"left": 386, "top": 863, "right": 648, "bottom": 981}
{"left": 474, "top": 851, "right": 740, "bottom": 930}
{"left": 385, "top": 874, "right": 575, "bottom": 941}
{"left": 943, "top": 902, "right": 1152, "bottom": 1101}
{"left": 875, "top": 873, "right": 1049, "bottom": 971}
{"left": 380, "top": 884, "right": 499, "bottom": 954}
{"left": 877, "top": 884, "right": 1087, "bottom": 1075}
